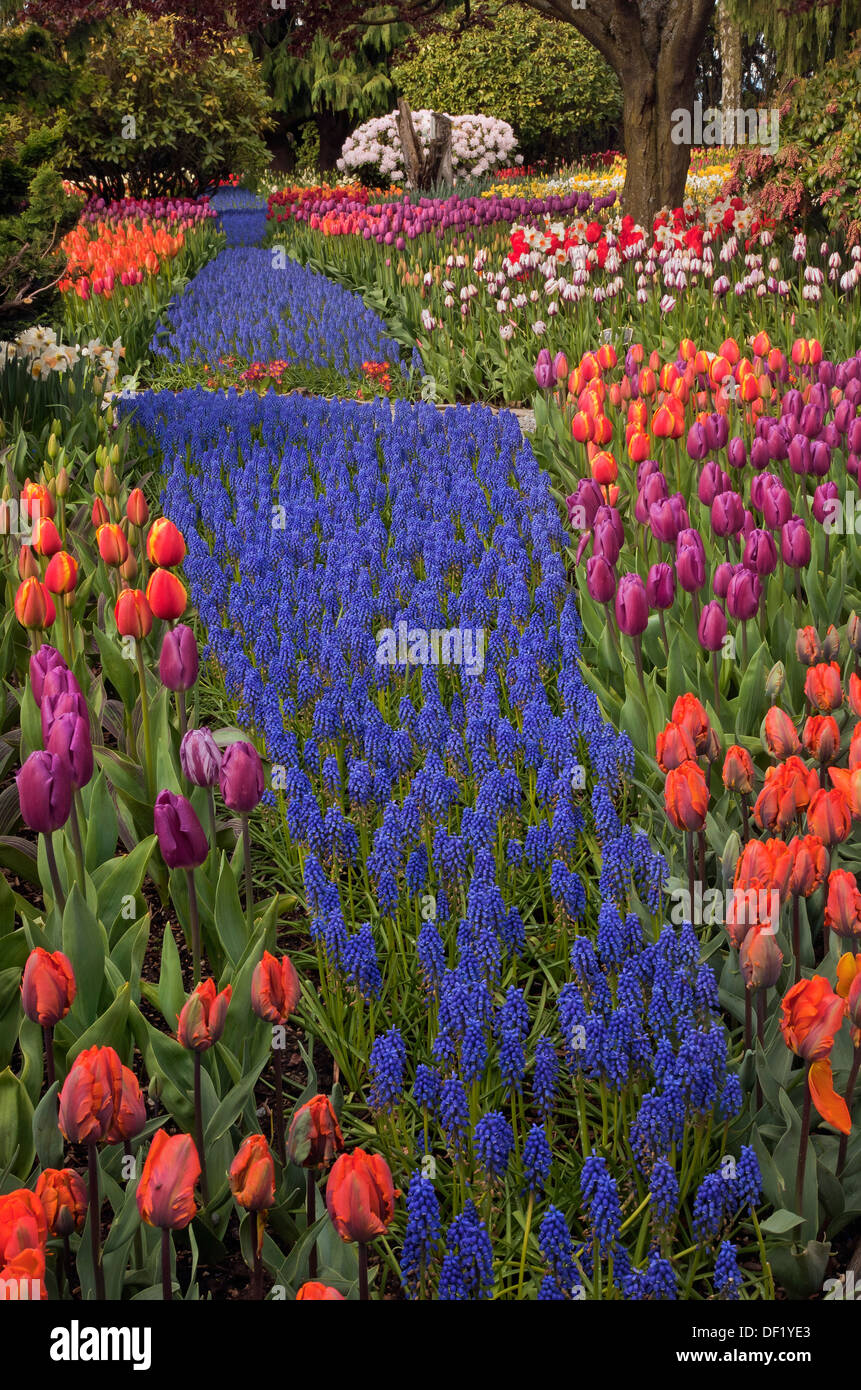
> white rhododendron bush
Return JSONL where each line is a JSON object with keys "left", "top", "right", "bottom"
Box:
{"left": 337, "top": 110, "right": 519, "bottom": 183}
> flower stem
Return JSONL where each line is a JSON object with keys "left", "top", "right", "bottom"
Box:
{"left": 837, "top": 1045, "right": 861, "bottom": 1177}
{"left": 87, "top": 1141, "right": 105, "bottom": 1300}
{"left": 241, "top": 815, "right": 254, "bottom": 938}
{"left": 306, "top": 1169, "right": 318, "bottom": 1280}
{"left": 273, "top": 1046, "right": 286, "bottom": 1165}
{"left": 358, "top": 1241, "right": 369, "bottom": 1301}
{"left": 185, "top": 867, "right": 201, "bottom": 986}
{"left": 194, "top": 1050, "right": 209, "bottom": 1204}
{"left": 516, "top": 1190, "right": 534, "bottom": 1299}
{"left": 134, "top": 639, "right": 154, "bottom": 802}
{"left": 44, "top": 832, "right": 66, "bottom": 913}
{"left": 44, "top": 1024, "right": 55, "bottom": 1089}
{"left": 161, "top": 1227, "right": 172, "bottom": 1301}
{"left": 796, "top": 1063, "right": 812, "bottom": 1219}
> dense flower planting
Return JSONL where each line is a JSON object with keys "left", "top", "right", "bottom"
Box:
{"left": 115, "top": 386, "right": 769, "bottom": 1298}
{"left": 337, "top": 111, "right": 517, "bottom": 183}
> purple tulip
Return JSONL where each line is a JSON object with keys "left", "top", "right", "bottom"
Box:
{"left": 592, "top": 521, "right": 620, "bottom": 566}
{"left": 799, "top": 403, "right": 824, "bottom": 438}
{"left": 636, "top": 472, "right": 669, "bottom": 524}
{"left": 159, "top": 624, "right": 199, "bottom": 692}
{"left": 713, "top": 562, "right": 734, "bottom": 598}
{"left": 704, "top": 413, "right": 729, "bottom": 450}
{"left": 153, "top": 789, "right": 209, "bottom": 869}
{"left": 219, "top": 741, "right": 264, "bottom": 814}
{"left": 742, "top": 528, "right": 778, "bottom": 576}
{"left": 553, "top": 352, "right": 568, "bottom": 384}
{"left": 614, "top": 573, "right": 648, "bottom": 636}
{"left": 46, "top": 712, "right": 93, "bottom": 790}
{"left": 697, "top": 461, "right": 730, "bottom": 506}
{"left": 810, "top": 440, "right": 832, "bottom": 476}
{"left": 812, "top": 481, "right": 840, "bottom": 526}
{"left": 566, "top": 477, "right": 603, "bottom": 530}
{"left": 727, "top": 436, "right": 747, "bottom": 469}
{"left": 698, "top": 600, "right": 728, "bottom": 652}
{"left": 29, "top": 646, "right": 67, "bottom": 707}
{"left": 727, "top": 568, "right": 762, "bottom": 621}
{"left": 650, "top": 494, "right": 689, "bottom": 544}
{"left": 593, "top": 505, "right": 624, "bottom": 549}
{"left": 636, "top": 459, "right": 662, "bottom": 489}
{"left": 834, "top": 399, "right": 854, "bottom": 434}
{"left": 711, "top": 491, "right": 745, "bottom": 537}
{"left": 781, "top": 516, "right": 811, "bottom": 568}
{"left": 16, "top": 750, "right": 72, "bottom": 833}
{"left": 850, "top": 418, "right": 861, "bottom": 453}
{"left": 781, "top": 389, "right": 804, "bottom": 418}
{"left": 534, "top": 349, "right": 554, "bottom": 390}
{"left": 761, "top": 479, "right": 792, "bottom": 530}
{"left": 586, "top": 555, "right": 616, "bottom": 604}
{"left": 646, "top": 562, "right": 675, "bottom": 610}
{"left": 675, "top": 529, "right": 706, "bottom": 592}
{"left": 686, "top": 422, "right": 709, "bottom": 460}
{"left": 788, "top": 435, "right": 811, "bottom": 475}
{"left": 41, "top": 688, "right": 88, "bottom": 746}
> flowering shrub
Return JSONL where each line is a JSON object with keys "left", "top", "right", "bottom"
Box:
{"left": 337, "top": 111, "right": 517, "bottom": 185}
{"left": 117, "top": 386, "right": 769, "bottom": 1299}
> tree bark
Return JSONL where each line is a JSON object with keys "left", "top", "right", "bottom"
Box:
{"left": 717, "top": 0, "right": 742, "bottom": 146}
{"left": 397, "top": 98, "right": 453, "bottom": 190}
{"left": 521, "top": 0, "right": 717, "bottom": 225}
{"left": 315, "top": 109, "right": 351, "bottom": 173}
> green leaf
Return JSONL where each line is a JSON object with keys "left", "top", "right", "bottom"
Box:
{"left": 62, "top": 883, "right": 107, "bottom": 1025}
{"left": 92, "top": 836, "right": 156, "bottom": 942}
{"left": 92, "top": 622, "right": 136, "bottom": 710}
{"left": 213, "top": 852, "right": 248, "bottom": 967}
{"left": 32, "top": 1081, "right": 63, "bottom": 1169}
{"left": 0, "top": 1067, "right": 35, "bottom": 1178}
{"left": 83, "top": 771, "right": 120, "bottom": 872}
{"left": 67, "top": 984, "right": 131, "bottom": 1065}
{"left": 158, "top": 923, "right": 185, "bottom": 1031}
{"left": 759, "top": 1207, "right": 804, "bottom": 1235}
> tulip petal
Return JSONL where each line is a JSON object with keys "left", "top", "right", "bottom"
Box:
{"left": 809, "top": 1058, "right": 852, "bottom": 1135}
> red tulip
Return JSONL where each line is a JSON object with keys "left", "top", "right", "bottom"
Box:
{"left": 824, "top": 868, "right": 861, "bottom": 938}
{"left": 34, "top": 1168, "right": 87, "bottom": 1237}
{"left": 286, "top": 1094, "right": 345, "bottom": 1168}
{"left": 115, "top": 588, "right": 153, "bottom": 640}
{"left": 780, "top": 975, "right": 846, "bottom": 1062}
{"left": 20, "top": 947, "right": 76, "bottom": 1026}
{"left": 97, "top": 523, "right": 129, "bottom": 567}
{"left": 788, "top": 834, "right": 828, "bottom": 897}
{"left": 739, "top": 925, "right": 783, "bottom": 989}
{"left": 251, "top": 951, "right": 300, "bottom": 1024}
{"left": 126, "top": 489, "right": 149, "bottom": 528}
{"left": 146, "top": 568, "right": 187, "bottom": 621}
{"left": 722, "top": 744, "right": 754, "bottom": 794}
{"left": 14, "top": 578, "right": 55, "bottom": 630}
{"left": 137, "top": 1130, "right": 200, "bottom": 1230}
{"left": 44, "top": 551, "right": 78, "bottom": 595}
{"left": 655, "top": 721, "right": 696, "bottom": 774}
{"left": 106, "top": 1065, "right": 147, "bottom": 1143}
{"left": 296, "top": 1281, "right": 345, "bottom": 1300}
{"left": 803, "top": 715, "right": 840, "bottom": 764}
{"left": 807, "top": 787, "right": 852, "bottom": 845}
{"left": 146, "top": 518, "right": 186, "bottom": 568}
{"left": 229, "top": 1134, "right": 276, "bottom": 1212}
{"left": 325, "top": 1149, "right": 396, "bottom": 1244}
{"left": 58, "top": 1045, "right": 124, "bottom": 1144}
{"left": 176, "top": 979, "right": 232, "bottom": 1051}
{"left": 671, "top": 694, "right": 710, "bottom": 754}
{"left": 804, "top": 662, "right": 843, "bottom": 713}
{"left": 763, "top": 707, "right": 800, "bottom": 759}
{"left": 664, "top": 759, "right": 709, "bottom": 831}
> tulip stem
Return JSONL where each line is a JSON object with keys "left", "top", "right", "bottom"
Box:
{"left": 43, "top": 1024, "right": 55, "bottom": 1089}
{"left": 62, "top": 1233, "right": 74, "bottom": 1297}
{"left": 740, "top": 795, "right": 751, "bottom": 842}
{"left": 837, "top": 1045, "right": 861, "bottom": 1177}
{"left": 44, "top": 832, "right": 66, "bottom": 913}
{"left": 134, "top": 640, "right": 155, "bottom": 802}
{"left": 177, "top": 689, "right": 187, "bottom": 740}
{"left": 659, "top": 609, "right": 669, "bottom": 661}
{"left": 194, "top": 1051, "right": 209, "bottom": 1205}
{"left": 207, "top": 788, "right": 218, "bottom": 857}
{"left": 185, "top": 868, "right": 201, "bottom": 986}
{"left": 87, "top": 1141, "right": 105, "bottom": 1300}
{"left": 358, "top": 1241, "right": 369, "bottom": 1301}
{"left": 161, "top": 1227, "right": 172, "bottom": 1301}
{"left": 68, "top": 798, "right": 86, "bottom": 882}
{"left": 253, "top": 1214, "right": 264, "bottom": 1299}
{"left": 241, "top": 815, "right": 254, "bottom": 938}
{"left": 273, "top": 1047, "right": 286, "bottom": 1166}
{"left": 744, "top": 986, "right": 752, "bottom": 1055}
{"left": 755, "top": 990, "right": 765, "bottom": 1111}
{"left": 697, "top": 830, "right": 705, "bottom": 890}
{"left": 306, "top": 1170, "right": 318, "bottom": 1280}
{"left": 711, "top": 650, "right": 720, "bottom": 711}
{"left": 686, "top": 832, "right": 695, "bottom": 919}
{"left": 796, "top": 1064, "right": 812, "bottom": 1220}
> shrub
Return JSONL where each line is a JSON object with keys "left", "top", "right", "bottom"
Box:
{"left": 337, "top": 110, "right": 517, "bottom": 185}
{"left": 60, "top": 13, "right": 274, "bottom": 199}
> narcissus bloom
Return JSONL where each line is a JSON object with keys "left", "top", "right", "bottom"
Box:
{"left": 58, "top": 1044, "right": 124, "bottom": 1144}
{"left": 177, "top": 979, "right": 232, "bottom": 1052}
{"left": 147, "top": 517, "right": 186, "bottom": 568}
{"left": 251, "top": 951, "right": 300, "bottom": 1024}
{"left": 229, "top": 1134, "right": 276, "bottom": 1212}
{"left": 20, "top": 947, "right": 76, "bottom": 1027}
{"left": 34, "top": 1169, "right": 87, "bottom": 1237}
{"left": 287, "top": 1094, "right": 345, "bottom": 1169}
{"left": 326, "top": 1149, "right": 397, "bottom": 1244}
{"left": 804, "top": 662, "right": 843, "bottom": 713}
{"left": 114, "top": 588, "right": 152, "bottom": 640}
{"left": 137, "top": 1130, "right": 200, "bottom": 1230}
{"left": 664, "top": 759, "right": 709, "bottom": 831}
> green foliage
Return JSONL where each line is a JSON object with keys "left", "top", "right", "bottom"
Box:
{"left": 728, "top": 0, "right": 861, "bottom": 79}
{"left": 60, "top": 13, "right": 274, "bottom": 198}
{"left": 732, "top": 41, "right": 861, "bottom": 241}
{"left": 261, "top": 7, "right": 410, "bottom": 123}
{"left": 392, "top": 5, "right": 621, "bottom": 160}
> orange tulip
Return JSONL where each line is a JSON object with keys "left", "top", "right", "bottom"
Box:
{"left": 34, "top": 1168, "right": 87, "bottom": 1237}
{"left": 808, "top": 1057, "right": 852, "bottom": 1133}
{"left": 106, "top": 1065, "right": 146, "bottom": 1143}
{"left": 571, "top": 411, "right": 593, "bottom": 443}
{"left": 671, "top": 693, "right": 710, "bottom": 755}
{"left": 296, "top": 1281, "right": 346, "bottom": 1300}
{"left": 0, "top": 1187, "right": 47, "bottom": 1259}
{"left": 763, "top": 706, "right": 800, "bottom": 758}
{"left": 137, "top": 1130, "right": 200, "bottom": 1230}
{"left": 722, "top": 744, "right": 754, "bottom": 794}
{"left": 590, "top": 450, "right": 617, "bottom": 485}
{"left": 92, "top": 497, "right": 109, "bottom": 529}
{"left": 115, "top": 588, "right": 153, "bottom": 640}
{"left": 176, "top": 979, "right": 232, "bottom": 1052}
{"left": 146, "top": 568, "right": 187, "bottom": 621}
{"left": 802, "top": 714, "right": 839, "bottom": 764}
{"left": 325, "top": 1149, "right": 397, "bottom": 1244}
{"left": 20, "top": 947, "right": 76, "bottom": 1027}
{"left": 97, "top": 523, "right": 129, "bottom": 567}
{"left": 807, "top": 787, "right": 852, "bottom": 845}
{"left": 32, "top": 516, "right": 62, "bottom": 558}
{"left": 287, "top": 1094, "right": 345, "bottom": 1168}
{"left": 735, "top": 839, "right": 772, "bottom": 892}
{"left": 627, "top": 430, "right": 651, "bottom": 462}
{"left": 804, "top": 662, "right": 843, "bottom": 713}
{"left": 850, "top": 723, "right": 861, "bottom": 770}
{"left": 57, "top": 1044, "right": 124, "bottom": 1144}
{"left": 147, "top": 518, "right": 186, "bottom": 568}
{"left": 780, "top": 975, "right": 846, "bottom": 1061}
{"left": 824, "top": 868, "right": 861, "bottom": 938}
{"left": 18, "top": 545, "right": 39, "bottom": 581}
{"left": 44, "top": 550, "right": 79, "bottom": 595}
{"left": 230, "top": 1134, "right": 276, "bottom": 1212}
{"left": 21, "top": 480, "right": 54, "bottom": 523}
{"left": 788, "top": 834, "right": 828, "bottom": 897}
{"left": 14, "top": 577, "right": 55, "bottom": 630}
{"left": 656, "top": 721, "right": 697, "bottom": 773}
{"left": 126, "top": 488, "right": 149, "bottom": 528}
{"left": 664, "top": 759, "right": 709, "bottom": 831}
{"left": 739, "top": 924, "right": 783, "bottom": 989}
{"left": 251, "top": 951, "right": 301, "bottom": 1024}
{"left": 751, "top": 330, "right": 771, "bottom": 357}
{"left": 836, "top": 952, "right": 861, "bottom": 1045}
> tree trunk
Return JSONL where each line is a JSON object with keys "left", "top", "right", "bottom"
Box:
{"left": 316, "top": 109, "right": 351, "bottom": 174}
{"left": 397, "top": 98, "right": 453, "bottom": 191}
{"left": 717, "top": 0, "right": 742, "bottom": 146}
{"left": 620, "top": 58, "right": 696, "bottom": 226}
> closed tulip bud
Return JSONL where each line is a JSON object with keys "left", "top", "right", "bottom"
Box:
{"left": 533, "top": 348, "right": 553, "bottom": 390}
{"left": 762, "top": 479, "right": 791, "bottom": 529}
{"left": 103, "top": 462, "right": 118, "bottom": 497}
{"left": 56, "top": 467, "right": 69, "bottom": 498}
{"left": 97, "top": 523, "right": 129, "bottom": 567}
{"left": 180, "top": 727, "right": 222, "bottom": 788}
{"left": 675, "top": 530, "right": 706, "bottom": 593}
{"left": 697, "top": 599, "right": 727, "bottom": 652}
{"left": 21, "top": 480, "right": 54, "bottom": 522}
{"left": 14, "top": 577, "right": 55, "bottom": 630}
{"left": 824, "top": 868, "right": 861, "bottom": 937}
{"left": 585, "top": 554, "right": 616, "bottom": 604}
{"left": 722, "top": 744, "right": 754, "bottom": 794}
{"left": 807, "top": 787, "right": 852, "bottom": 845}
{"left": 287, "top": 1094, "right": 345, "bottom": 1168}
{"left": 591, "top": 450, "right": 618, "bottom": 486}
{"left": 146, "top": 568, "right": 187, "bottom": 622}
{"left": 177, "top": 979, "right": 232, "bottom": 1051}
{"left": 115, "top": 588, "right": 152, "bottom": 640}
{"left": 686, "top": 422, "right": 709, "bottom": 459}
{"left": 91, "top": 497, "right": 109, "bottom": 529}
{"left": 712, "top": 561, "right": 734, "bottom": 598}
{"left": 326, "top": 1149, "right": 397, "bottom": 1244}
{"left": 126, "top": 488, "right": 149, "bottom": 528}
{"left": 646, "top": 561, "right": 674, "bottom": 609}
{"left": 803, "top": 714, "right": 840, "bottom": 764}
{"left": 229, "top": 1134, "right": 276, "bottom": 1214}
{"left": 44, "top": 550, "right": 78, "bottom": 595}
{"left": 21, "top": 947, "right": 76, "bottom": 1026}
{"left": 850, "top": 671, "right": 861, "bottom": 719}
{"left": 16, "top": 749, "right": 72, "bottom": 832}
{"left": 727, "top": 436, "right": 747, "bottom": 469}
{"left": 46, "top": 711, "right": 93, "bottom": 789}
{"left": 146, "top": 518, "right": 187, "bottom": 568}
{"left": 721, "top": 829, "right": 742, "bottom": 886}
{"left": 795, "top": 626, "right": 822, "bottom": 666}
{"left": 137, "top": 1130, "right": 200, "bottom": 1230}
{"left": 781, "top": 516, "right": 811, "bottom": 569}
{"left": 18, "top": 544, "right": 39, "bottom": 581}
{"left": 40, "top": 669, "right": 86, "bottom": 742}
{"left": 847, "top": 612, "right": 861, "bottom": 657}
{"left": 120, "top": 552, "right": 137, "bottom": 583}
{"left": 671, "top": 693, "right": 711, "bottom": 754}
{"left": 655, "top": 720, "right": 696, "bottom": 773}
{"left": 154, "top": 790, "right": 209, "bottom": 869}
{"left": 740, "top": 925, "right": 784, "bottom": 990}
{"left": 788, "top": 834, "right": 828, "bottom": 897}
{"left": 765, "top": 661, "right": 785, "bottom": 703}
{"left": 58, "top": 1044, "right": 123, "bottom": 1144}
{"left": 552, "top": 351, "right": 568, "bottom": 384}
{"left": 822, "top": 625, "right": 840, "bottom": 662}
{"left": 159, "top": 623, "right": 198, "bottom": 691}
{"left": 296, "top": 1282, "right": 345, "bottom": 1300}
{"left": 251, "top": 950, "right": 300, "bottom": 1024}
{"left": 664, "top": 758, "right": 709, "bottom": 831}
{"left": 29, "top": 644, "right": 66, "bottom": 707}
{"left": 219, "top": 741, "right": 264, "bottom": 814}
{"left": 727, "top": 568, "right": 761, "bottom": 621}
{"left": 711, "top": 490, "right": 745, "bottom": 537}
{"left": 106, "top": 1065, "right": 147, "bottom": 1143}
{"left": 34, "top": 1169, "right": 87, "bottom": 1237}
{"left": 32, "top": 516, "right": 62, "bottom": 558}
{"left": 592, "top": 519, "right": 620, "bottom": 564}
{"left": 742, "top": 528, "right": 778, "bottom": 576}
{"left": 804, "top": 661, "right": 843, "bottom": 713}
{"left": 698, "top": 460, "right": 730, "bottom": 506}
